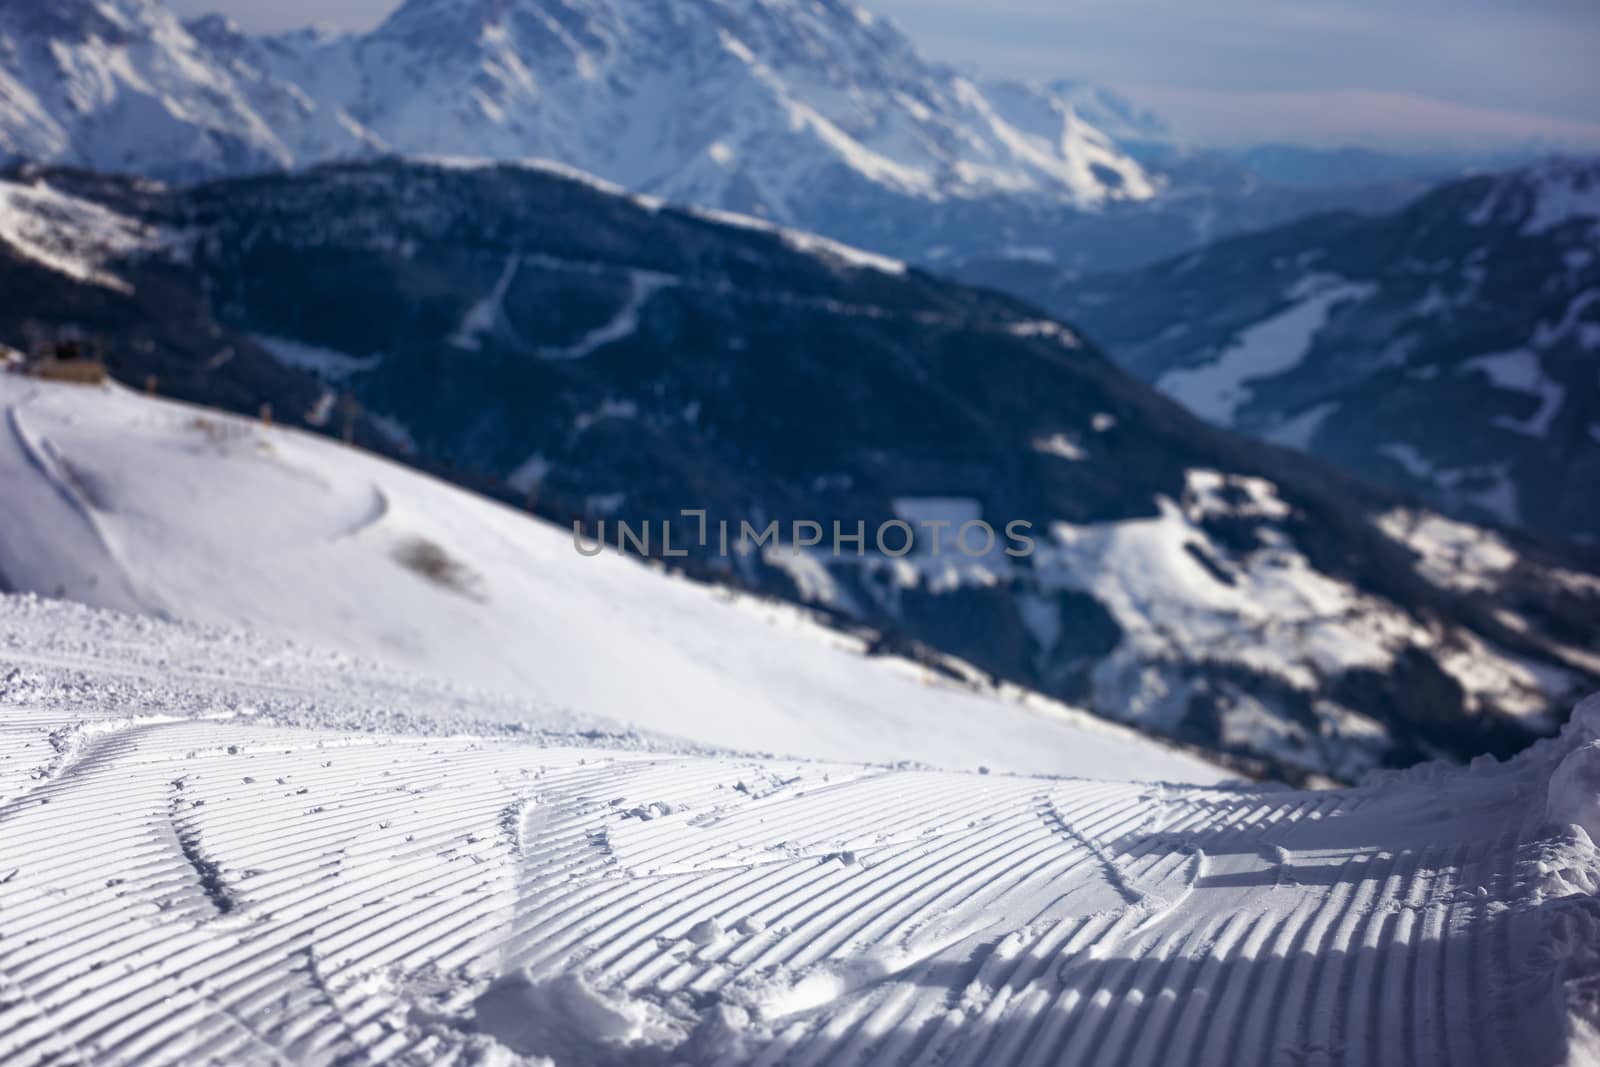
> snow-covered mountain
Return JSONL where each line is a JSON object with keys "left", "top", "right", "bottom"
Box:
{"left": 0, "top": 0, "right": 1431, "bottom": 271}
{"left": 0, "top": 0, "right": 295, "bottom": 177}
{"left": 4, "top": 158, "right": 1599, "bottom": 783}
{"left": 0, "top": 0, "right": 1152, "bottom": 207}
{"left": 1002, "top": 159, "right": 1600, "bottom": 542}
{"left": 997, "top": 78, "right": 1177, "bottom": 161}
{"left": 3, "top": 591, "right": 1598, "bottom": 1065}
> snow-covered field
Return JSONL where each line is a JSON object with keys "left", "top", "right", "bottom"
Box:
{"left": 2, "top": 593, "right": 1599, "bottom": 1066}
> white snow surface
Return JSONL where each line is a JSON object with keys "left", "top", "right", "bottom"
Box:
{"left": 0, "top": 374, "right": 1220, "bottom": 782}
{"left": 0, "top": 593, "right": 1597, "bottom": 1066}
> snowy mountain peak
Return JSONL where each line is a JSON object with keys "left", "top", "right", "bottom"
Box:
{"left": 181, "top": 12, "right": 248, "bottom": 44}
{"left": 0, "top": 0, "right": 293, "bottom": 180}
{"left": 1042, "top": 78, "right": 1177, "bottom": 149}
{"left": 0, "top": 0, "right": 162, "bottom": 41}
{"left": 0, "top": 0, "right": 1156, "bottom": 224}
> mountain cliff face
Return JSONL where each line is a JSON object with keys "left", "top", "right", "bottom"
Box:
{"left": 5, "top": 158, "right": 1599, "bottom": 782}
{"left": 976, "top": 160, "right": 1600, "bottom": 543}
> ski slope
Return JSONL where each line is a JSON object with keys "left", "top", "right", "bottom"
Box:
{"left": 1, "top": 594, "right": 1597, "bottom": 1066}
{"left": 0, "top": 374, "right": 1221, "bottom": 782}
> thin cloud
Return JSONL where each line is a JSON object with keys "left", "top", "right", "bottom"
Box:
{"left": 168, "top": 0, "right": 397, "bottom": 31}
{"left": 870, "top": 0, "right": 1600, "bottom": 144}
{"left": 165, "top": 0, "right": 1600, "bottom": 150}
{"left": 1127, "top": 86, "right": 1600, "bottom": 151}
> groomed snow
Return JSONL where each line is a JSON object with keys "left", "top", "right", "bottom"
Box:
{"left": 0, "top": 594, "right": 1597, "bottom": 1066}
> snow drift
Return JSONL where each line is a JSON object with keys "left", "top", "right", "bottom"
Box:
{"left": 0, "top": 594, "right": 1597, "bottom": 1065}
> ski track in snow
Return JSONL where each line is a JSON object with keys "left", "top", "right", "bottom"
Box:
{"left": 2, "top": 598, "right": 1597, "bottom": 1066}
{"left": 536, "top": 270, "right": 676, "bottom": 361}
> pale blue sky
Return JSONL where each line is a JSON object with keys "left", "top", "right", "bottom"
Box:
{"left": 168, "top": 0, "right": 1600, "bottom": 150}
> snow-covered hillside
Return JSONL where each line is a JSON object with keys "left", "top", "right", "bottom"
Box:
{"left": 2, "top": 592, "right": 1598, "bottom": 1065}
{"left": 0, "top": 372, "right": 1226, "bottom": 781}
{"left": 1033, "top": 159, "right": 1600, "bottom": 541}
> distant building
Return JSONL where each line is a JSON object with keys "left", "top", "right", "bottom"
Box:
{"left": 27, "top": 339, "right": 109, "bottom": 385}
